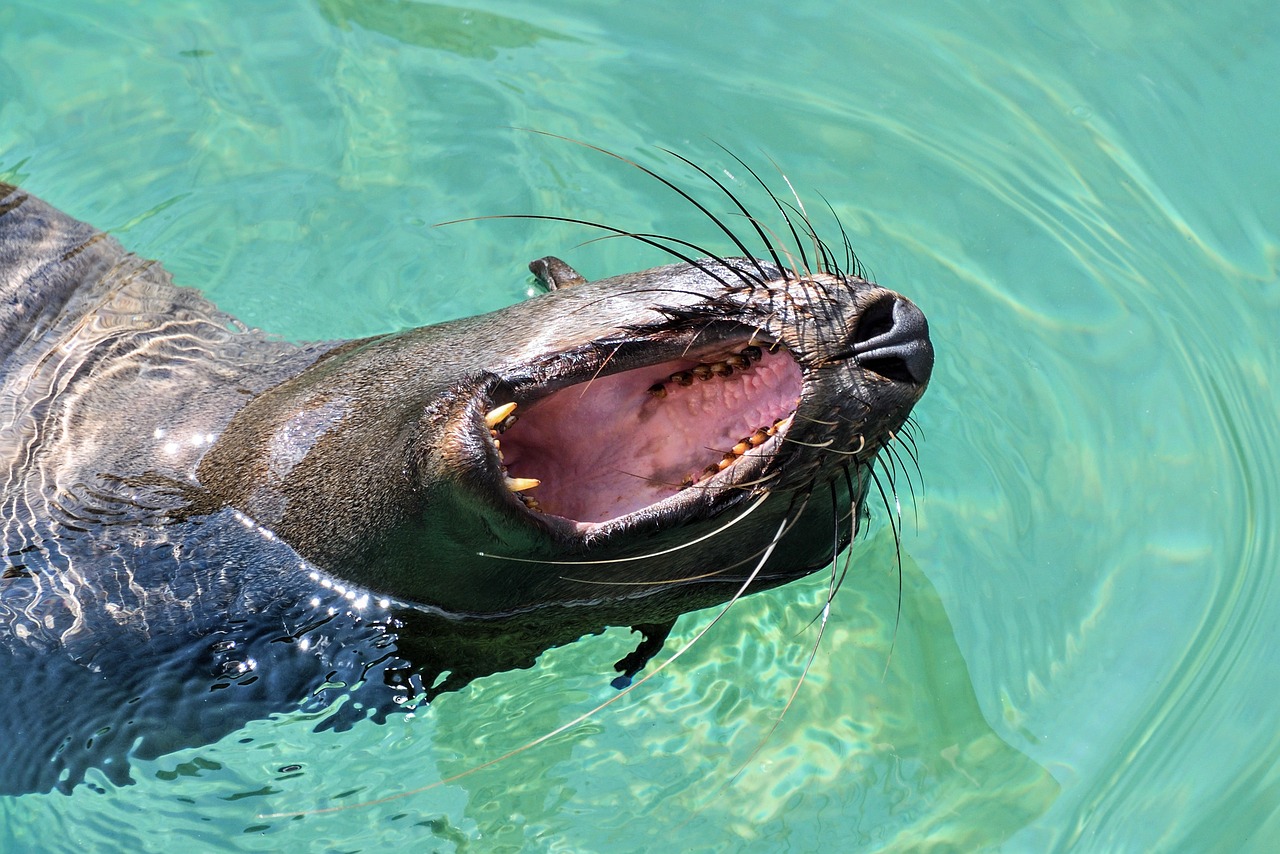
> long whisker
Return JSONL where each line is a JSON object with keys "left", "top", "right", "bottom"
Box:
{"left": 691, "top": 490, "right": 830, "bottom": 803}
{"left": 830, "top": 463, "right": 864, "bottom": 599}
{"left": 574, "top": 230, "right": 769, "bottom": 291}
{"left": 516, "top": 129, "right": 775, "bottom": 285}
{"left": 883, "top": 442, "right": 920, "bottom": 528}
{"left": 563, "top": 487, "right": 816, "bottom": 587}
{"left": 258, "top": 513, "right": 796, "bottom": 820}
{"left": 714, "top": 145, "right": 812, "bottom": 275}
{"left": 816, "top": 191, "right": 863, "bottom": 280}
{"left": 660, "top": 147, "right": 785, "bottom": 277}
{"left": 771, "top": 165, "right": 824, "bottom": 274}
{"left": 799, "top": 479, "right": 845, "bottom": 632}
{"left": 790, "top": 434, "right": 866, "bottom": 457}
{"left": 437, "top": 214, "right": 743, "bottom": 290}
{"left": 895, "top": 423, "right": 925, "bottom": 487}
{"left": 571, "top": 228, "right": 755, "bottom": 277}
{"left": 720, "top": 590, "right": 829, "bottom": 792}
{"left": 868, "top": 464, "right": 903, "bottom": 679}
{"left": 778, "top": 198, "right": 828, "bottom": 276}
{"left": 476, "top": 491, "right": 772, "bottom": 566}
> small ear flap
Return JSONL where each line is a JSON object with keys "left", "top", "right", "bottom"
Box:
{"left": 528, "top": 256, "right": 588, "bottom": 291}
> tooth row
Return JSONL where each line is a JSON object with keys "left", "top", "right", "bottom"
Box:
{"left": 485, "top": 402, "right": 544, "bottom": 509}
{"left": 681, "top": 417, "right": 787, "bottom": 487}
{"left": 649, "top": 345, "right": 768, "bottom": 397}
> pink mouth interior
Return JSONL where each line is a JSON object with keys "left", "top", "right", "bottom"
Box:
{"left": 498, "top": 346, "right": 804, "bottom": 525}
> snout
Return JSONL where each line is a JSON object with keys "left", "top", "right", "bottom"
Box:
{"left": 851, "top": 294, "right": 933, "bottom": 386}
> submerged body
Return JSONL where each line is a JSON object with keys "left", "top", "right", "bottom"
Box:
{"left": 0, "top": 180, "right": 931, "bottom": 794}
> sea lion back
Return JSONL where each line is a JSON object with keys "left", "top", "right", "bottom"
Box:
{"left": 0, "top": 182, "right": 109, "bottom": 365}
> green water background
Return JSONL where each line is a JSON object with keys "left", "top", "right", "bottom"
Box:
{"left": 1, "top": 1, "right": 1277, "bottom": 850}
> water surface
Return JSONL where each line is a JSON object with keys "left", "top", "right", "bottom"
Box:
{"left": 2, "top": 1, "right": 1277, "bottom": 850}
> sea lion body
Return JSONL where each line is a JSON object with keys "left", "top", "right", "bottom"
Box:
{"left": 0, "top": 180, "right": 931, "bottom": 793}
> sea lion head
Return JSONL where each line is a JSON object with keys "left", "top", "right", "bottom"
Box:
{"left": 199, "top": 245, "right": 932, "bottom": 619}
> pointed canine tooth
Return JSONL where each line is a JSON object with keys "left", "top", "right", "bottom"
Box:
{"left": 485, "top": 402, "right": 518, "bottom": 429}
{"left": 505, "top": 476, "right": 541, "bottom": 492}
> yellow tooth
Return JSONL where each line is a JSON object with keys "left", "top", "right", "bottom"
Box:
{"left": 732, "top": 441, "right": 750, "bottom": 456}
{"left": 505, "top": 476, "right": 541, "bottom": 492}
{"left": 717, "top": 456, "right": 735, "bottom": 471}
{"left": 726, "top": 354, "right": 749, "bottom": 370}
{"left": 710, "top": 361, "right": 732, "bottom": 376}
{"left": 485, "top": 402, "right": 518, "bottom": 429}
{"left": 671, "top": 371, "right": 693, "bottom": 386}
{"left": 692, "top": 365, "right": 713, "bottom": 381}
{"left": 749, "top": 429, "right": 769, "bottom": 446}
{"left": 648, "top": 383, "right": 668, "bottom": 398}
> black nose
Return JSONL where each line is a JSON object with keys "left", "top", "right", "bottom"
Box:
{"left": 852, "top": 295, "right": 934, "bottom": 385}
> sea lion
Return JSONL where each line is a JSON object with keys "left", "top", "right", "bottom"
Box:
{"left": 0, "top": 173, "right": 931, "bottom": 795}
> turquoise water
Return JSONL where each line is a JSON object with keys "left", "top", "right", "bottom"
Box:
{"left": 2, "top": 0, "right": 1277, "bottom": 850}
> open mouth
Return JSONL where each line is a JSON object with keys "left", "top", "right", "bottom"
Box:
{"left": 486, "top": 341, "right": 804, "bottom": 527}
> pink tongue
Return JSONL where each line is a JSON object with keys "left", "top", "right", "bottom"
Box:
{"left": 499, "top": 348, "right": 802, "bottom": 524}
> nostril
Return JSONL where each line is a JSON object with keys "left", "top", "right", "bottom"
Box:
{"left": 853, "top": 295, "right": 934, "bottom": 385}
{"left": 854, "top": 296, "right": 896, "bottom": 343}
